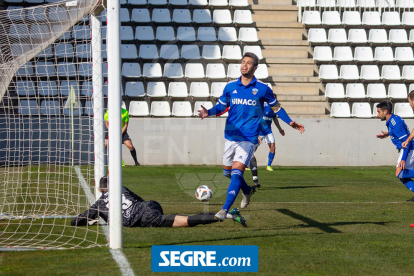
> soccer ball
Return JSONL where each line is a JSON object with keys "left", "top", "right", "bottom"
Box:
{"left": 195, "top": 185, "right": 213, "bottom": 202}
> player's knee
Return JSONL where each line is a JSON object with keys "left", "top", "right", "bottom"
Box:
{"left": 223, "top": 169, "right": 231, "bottom": 179}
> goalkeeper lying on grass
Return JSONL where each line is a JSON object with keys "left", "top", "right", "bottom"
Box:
{"left": 71, "top": 176, "right": 247, "bottom": 228}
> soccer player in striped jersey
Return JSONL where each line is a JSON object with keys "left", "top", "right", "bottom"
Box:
{"left": 198, "top": 52, "right": 305, "bottom": 221}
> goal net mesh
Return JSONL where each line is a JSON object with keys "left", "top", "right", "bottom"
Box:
{"left": 0, "top": 0, "right": 108, "bottom": 250}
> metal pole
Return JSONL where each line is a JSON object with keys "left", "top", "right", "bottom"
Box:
{"left": 107, "top": 0, "right": 123, "bottom": 249}
{"left": 91, "top": 14, "right": 105, "bottom": 200}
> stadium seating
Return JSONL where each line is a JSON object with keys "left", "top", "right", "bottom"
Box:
{"left": 367, "top": 83, "right": 386, "bottom": 98}
{"left": 150, "top": 101, "right": 171, "bottom": 116}
{"left": 346, "top": 83, "right": 365, "bottom": 98}
{"left": 147, "top": 82, "right": 167, "bottom": 97}
{"left": 194, "top": 101, "right": 213, "bottom": 116}
{"left": 172, "top": 101, "right": 192, "bottom": 117}
{"left": 211, "top": 82, "right": 227, "bottom": 97}
{"left": 394, "top": 103, "right": 414, "bottom": 118}
{"left": 125, "top": 82, "right": 146, "bottom": 97}
{"left": 189, "top": 82, "right": 209, "bottom": 97}
{"left": 330, "top": 102, "right": 351, "bottom": 117}
{"left": 168, "top": 82, "right": 188, "bottom": 98}
{"left": 352, "top": 102, "right": 372, "bottom": 118}
{"left": 325, "top": 83, "right": 345, "bottom": 99}
{"left": 129, "top": 101, "right": 150, "bottom": 116}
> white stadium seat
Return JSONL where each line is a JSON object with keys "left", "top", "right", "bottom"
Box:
{"left": 319, "top": 64, "right": 338, "bottom": 80}
{"left": 381, "top": 65, "right": 401, "bottom": 80}
{"left": 152, "top": 9, "right": 171, "bottom": 23}
{"left": 389, "top": 29, "right": 408, "bottom": 44}
{"left": 352, "top": 103, "right": 372, "bottom": 118}
{"left": 243, "top": 46, "right": 263, "bottom": 59}
{"left": 76, "top": 44, "right": 91, "bottom": 59}
{"left": 16, "top": 81, "right": 35, "bottom": 96}
{"left": 194, "top": 101, "right": 214, "bottom": 116}
{"left": 211, "top": 82, "right": 227, "bottom": 97}
{"left": 185, "top": 63, "right": 205, "bottom": 78}
{"left": 362, "top": 11, "right": 381, "bottom": 26}
{"left": 135, "top": 26, "right": 155, "bottom": 41}
{"left": 172, "top": 101, "right": 192, "bottom": 117}
{"left": 333, "top": 46, "right": 353, "bottom": 62}
{"left": 325, "top": 83, "right": 345, "bottom": 98}
{"left": 119, "top": 8, "right": 130, "bottom": 22}
{"left": 122, "top": 63, "right": 142, "bottom": 78}
{"left": 382, "top": 12, "right": 400, "bottom": 26}
{"left": 163, "top": 63, "right": 184, "bottom": 78}
{"left": 223, "top": 45, "right": 242, "bottom": 60}
{"left": 193, "top": 9, "right": 212, "bottom": 23}
{"left": 238, "top": 28, "right": 258, "bottom": 42}
{"left": 227, "top": 64, "right": 241, "bottom": 79}
{"left": 403, "top": 65, "right": 414, "bottom": 80}
{"left": 41, "top": 100, "right": 60, "bottom": 116}
{"left": 120, "top": 26, "right": 134, "bottom": 40}
{"left": 377, "top": 0, "right": 395, "bottom": 7}
{"left": 202, "top": 45, "right": 221, "bottom": 59}
{"left": 16, "top": 62, "right": 34, "bottom": 76}
{"left": 150, "top": 101, "right": 171, "bottom": 116}
{"left": 410, "top": 30, "right": 414, "bottom": 42}
{"left": 55, "top": 43, "right": 74, "bottom": 58}
{"left": 210, "top": 0, "right": 228, "bottom": 6}
{"left": 388, "top": 83, "right": 407, "bottom": 98}
{"left": 346, "top": 83, "right": 365, "bottom": 98}
{"left": 147, "top": 82, "right": 167, "bottom": 97}
{"left": 131, "top": 9, "right": 151, "bottom": 23}
{"left": 190, "top": 0, "right": 208, "bottom": 5}
{"left": 38, "top": 81, "right": 58, "bottom": 96}
{"left": 300, "top": 0, "right": 317, "bottom": 6}
{"left": 302, "top": 11, "right": 321, "bottom": 26}
{"left": 121, "top": 44, "right": 138, "bottom": 59}
{"left": 125, "top": 82, "right": 145, "bottom": 97}
{"left": 308, "top": 28, "right": 327, "bottom": 44}
{"left": 129, "top": 0, "right": 147, "bottom": 3}
{"left": 190, "top": 82, "right": 209, "bottom": 97}
{"left": 229, "top": 0, "right": 248, "bottom": 6}
{"left": 395, "top": 47, "right": 414, "bottom": 62}
{"left": 206, "top": 63, "right": 226, "bottom": 79}
{"left": 338, "top": 0, "right": 356, "bottom": 7}
{"left": 72, "top": 25, "right": 90, "bottom": 40}
{"left": 181, "top": 45, "right": 201, "bottom": 59}
{"left": 149, "top": 0, "right": 167, "bottom": 4}
{"left": 330, "top": 102, "right": 351, "bottom": 117}
{"left": 168, "top": 82, "right": 188, "bottom": 97}
{"left": 143, "top": 63, "right": 163, "bottom": 78}
{"left": 318, "top": 0, "right": 336, "bottom": 7}
{"left": 314, "top": 46, "right": 332, "bottom": 61}
{"left": 19, "top": 100, "right": 39, "bottom": 115}
{"left": 368, "top": 29, "right": 388, "bottom": 44}
{"left": 139, "top": 44, "right": 159, "bottom": 59}
{"left": 82, "top": 81, "right": 93, "bottom": 97}
{"left": 394, "top": 103, "right": 414, "bottom": 118}
{"left": 57, "top": 62, "right": 76, "bottom": 76}
{"left": 372, "top": 102, "right": 381, "bottom": 117}
{"left": 358, "top": 0, "right": 376, "bottom": 8}
{"left": 328, "top": 28, "right": 347, "bottom": 44}
{"left": 213, "top": 10, "right": 232, "bottom": 24}
{"left": 255, "top": 64, "right": 269, "bottom": 79}
{"left": 360, "top": 65, "right": 380, "bottom": 80}
{"left": 234, "top": 10, "right": 253, "bottom": 24}
{"left": 340, "top": 65, "right": 359, "bottom": 80}
{"left": 160, "top": 45, "right": 180, "bottom": 59}
{"left": 78, "top": 63, "right": 92, "bottom": 77}
{"left": 397, "top": 0, "right": 414, "bottom": 7}
{"left": 129, "top": 101, "right": 149, "bottom": 117}
{"left": 218, "top": 27, "right": 238, "bottom": 42}
{"left": 348, "top": 29, "right": 367, "bottom": 44}
{"left": 197, "top": 27, "right": 217, "bottom": 41}
{"left": 402, "top": 12, "right": 414, "bottom": 26}
{"left": 322, "top": 11, "right": 341, "bottom": 26}
{"left": 177, "top": 27, "right": 196, "bottom": 41}
{"left": 410, "top": 83, "right": 414, "bottom": 92}
{"left": 342, "top": 11, "right": 361, "bottom": 26}
{"left": 156, "top": 26, "right": 175, "bottom": 41}
{"left": 84, "top": 101, "right": 93, "bottom": 116}
{"left": 374, "top": 47, "right": 394, "bottom": 62}
{"left": 36, "top": 61, "right": 56, "bottom": 76}
{"left": 367, "top": 83, "right": 386, "bottom": 98}
{"left": 354, "top": 46, "right": 373, "bottom": 62}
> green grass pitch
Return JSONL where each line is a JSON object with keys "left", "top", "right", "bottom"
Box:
{"left": 2, "top": 166, "right": 414, "bottom": 275}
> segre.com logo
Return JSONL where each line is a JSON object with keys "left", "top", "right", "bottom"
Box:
{"left": 151, "top": 245, "right": 258, "bottom": 272}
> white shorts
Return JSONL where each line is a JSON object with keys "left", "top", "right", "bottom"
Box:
{"left": 396, "top": 148, "right": 414, "bottom": 169}
{"left": 259, "top": 133, "right": 275, "bottom": 145}
{"left": 222, "top": 139, "right": 256, "bottom": 167}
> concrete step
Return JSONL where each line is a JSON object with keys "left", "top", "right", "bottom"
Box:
{"left": 265, "top": 57, "right": 314, "bottom": 64}
{"left": 262, "top": 46, "right": 310, "bottom": 59}
{"left": 268, "top": 64, "right": 316, "bottom": 77}
{"left": 249, "top": 0, "right": 294, "bottom": 6}
{"left": 270, "top": 76, "right": 320, "bottom": 83}
{"left": 258, "top": 28, "right": 305, "bottom": 41}
{"left": 280, "top": 101, "right": 329, "bottom": 115}
{"left": 252, "top": 11, "right": 298, "bottom": 23}
{"left": 272, "top": 83, "right": 322, "bottom": 95}
{"left": 259, "top": 39, "right": 309, "bottom": 46}
{"left": 277, "top": 95, "right": 326, "bottom": 102}
{"left": 256, "top": 21, "right": 303, "bottom": 28}
{"left": 251, "top": 5, "right": 298, "bottom": 11}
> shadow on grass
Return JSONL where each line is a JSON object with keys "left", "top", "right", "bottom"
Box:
{"left": 262, "top": 185, "right": 331, "bottom": 190}
{"left": 277, "top": 209, "right": 393, "bottom": 234}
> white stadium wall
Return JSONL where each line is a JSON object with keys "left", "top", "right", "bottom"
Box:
{"left": 123, "top": 118, "right": 409, "bottom": 167}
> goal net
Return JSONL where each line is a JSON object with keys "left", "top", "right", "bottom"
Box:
{"left": 0, "top": 0, "right": 108, "bottom": 250}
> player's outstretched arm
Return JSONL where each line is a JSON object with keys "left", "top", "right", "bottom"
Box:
{"left": 376, "top": 131, "right": 389, "bottom": 139}
{"left": 198, "top": 105, "right": 209, "bottom": 120}
{"left": 289, "top": 121, "right": 305, "bottom": 134}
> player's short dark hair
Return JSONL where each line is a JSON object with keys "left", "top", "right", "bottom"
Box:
{"left": 242, "top": 52, "right": 259, "bottom": 66}
{"left": 376, "top": 101, "right": 393, "bottom": 114}
{"left": 408, "top": 90, "right": 414, "bottom": 101}
{"left": 100, "top": 176, "right": 108, "bottom": 190}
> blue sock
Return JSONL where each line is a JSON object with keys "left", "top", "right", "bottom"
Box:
{"left": 398, "top": 169, "right": 414, "bottom": 179}
{"left": 268, "top": 152, "right": 275, "bottom": 166}
{"left": 241, "top": 176, "right": 251, "bottom": 195}
{"left": 399, "top": 178, "right": 414, "bottom": 191}
{"left": 222, "top": 169, "right": 243, "bottom": 212}
{"left": 223, "top": 169, "right": 231, "bottom": 179}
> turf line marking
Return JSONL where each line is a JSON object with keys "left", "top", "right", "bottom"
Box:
{"left": 75, "top": 166, "right": 134, "bottom": 276}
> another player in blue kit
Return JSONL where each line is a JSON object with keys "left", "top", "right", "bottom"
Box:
{"left": 198, "top": 53, "right": 305, "bottom": 220}
{"left": 376, "top": 100, "right": 414, "bottom": 201}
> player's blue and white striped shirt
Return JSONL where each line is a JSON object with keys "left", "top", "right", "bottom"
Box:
{"left": 208, "top": 76, "right": 277, "bottom": 144}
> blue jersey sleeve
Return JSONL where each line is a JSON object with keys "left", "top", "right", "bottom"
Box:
{"left": 264, "top": 86, "right": 277, "bottom": 107}
{"left": 208, "top": 85, "right": 230, "bottom": 116}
